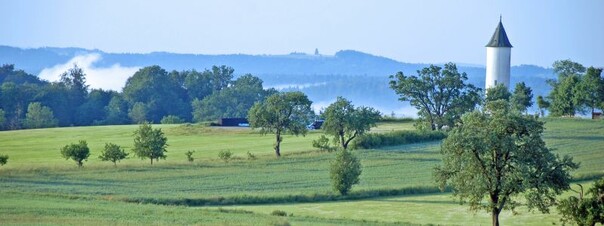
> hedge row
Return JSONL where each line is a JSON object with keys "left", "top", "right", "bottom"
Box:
{"left": 351, "top": 130, "right": 446, "bottom": 149}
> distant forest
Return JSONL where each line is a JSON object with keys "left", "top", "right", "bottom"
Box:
{"left": 0, "top": 64, "right": 277, "bottom": 130}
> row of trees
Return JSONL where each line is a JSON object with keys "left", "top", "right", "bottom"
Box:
{"left": 60, "top": 123, "right": 167, "bottom": 167}
{"left": 0, "top": 64, "right": 275, "bottom": 130}
{"left": 539, "top": 60, "right": 604, "bottom": 117}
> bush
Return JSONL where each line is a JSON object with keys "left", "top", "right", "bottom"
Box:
{"left": 351, "top": 130, "right": 446, "bottom": 149}
{"left": 61, "top": 140, "right": 90, "bottom": 167}
{"left": 218, "top": 150, "right": 233, "bottom": 162}
{"left": 99, "top": 143, "right": 129, "bottom": 166}
{"left": 185, "top": 151, "right": 195, "bottom": 162}
{"left": 330, "top": 149, "right": 362, "bottom": 195}
{"left": 0, "top": 154, "right": 8, "bottom": 166}
{"left": 270, "top": 210, "right": 288, "bottom": 216}
{"left": 246, "top": 151, "right": 256, "bottom": 160}
{"left": 312, "top": 135, "right": 335, "bottom": 152}
{"left": 160, "top": 115, "right": 185, "bottom": 124}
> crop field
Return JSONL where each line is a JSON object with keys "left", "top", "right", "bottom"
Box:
{"left": 1, "top": 119, "right": 603, "bottom": 225}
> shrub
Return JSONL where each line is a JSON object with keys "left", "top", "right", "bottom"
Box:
{"left": 99, "top": 143, "right": 129, "bottom": 166}
{"left": 351, "top": 130, "right": 446, "bottom": 149}
{"left": 0, "top": 154, "right": 8, "bottom": 166}
{"left": 61, "top": 140, "right": 90, "bottom": 167}
{"left": 312, "top": 135, "right": 335, "bottom": 152}
{"left": 185, "top": 151, "right": 195, "bottom": 162}
{"left": 330, "top": 149, "right": 362, "bottom": 195}
{"left": 270, "top": 210, "right": 288, "bottom": 216}
{"left": 161, "top": 115, "right": 185, "bottom": 124}
{"left": 246, "top": 151, "right": 256, "bottom": 160}
{"left": 218, "top": 150, "right": 233, "bottom": 162}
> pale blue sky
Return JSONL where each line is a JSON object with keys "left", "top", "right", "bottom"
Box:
{"left": 1, "top": 0, "right": 603, "bottom": 67}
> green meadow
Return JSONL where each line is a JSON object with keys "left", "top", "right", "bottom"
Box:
{"left": 1, "top": 118, "right": 603, "bottom": 225}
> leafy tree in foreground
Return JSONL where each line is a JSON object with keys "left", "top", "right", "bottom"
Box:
{"left": 0, "top": 154, "right": 8, "bottom": 166}
{"left": 61, "top": 140, "right": 90, "bottom": 167}
{"left": 510, "top": 82, "right": 534, "bottom": 113}
{"left": 23, "top": 102, "right": 58, "bottom": 129}
{"left": 248, "top": 91, "right": 313, "bottom": 157}
{"left": 389, "top": 63, "right": 481, "bottom": 130}
{"left": 434, "top": 100, "right": 578, "bottom": 226}
{"left": 99, "top": 143, "right": 129, "bottom": 166}
{"left": 132, "top": 122, "right": 168, "bottom": 165}
{"left": 322, "top": 97, "right": 381, "bottom": 150}
{"left": 330, "top": 149, "right": 362, "bottom": 195}
{"left": 558, "top": 178, "right": 604, "bottom": 226}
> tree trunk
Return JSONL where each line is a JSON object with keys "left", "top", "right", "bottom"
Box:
{"left": 150, "top": 158, "right": 153, "bottom": 165}
{"left": 274, "top": 132, "right": 282, "bottom": 157}
{"left": 492, "top": 209, "right": 500, "bottom": 226}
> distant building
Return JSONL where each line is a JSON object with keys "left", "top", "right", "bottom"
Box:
{"left": 219, "top": 118, "right": 249, "bottom": 127}
{"left": 485, "top": 17, "right": 513, "bottom": 90}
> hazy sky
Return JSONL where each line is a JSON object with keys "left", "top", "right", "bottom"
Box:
{"left": 1, "top": 0, "right": 603, "bottom": 67}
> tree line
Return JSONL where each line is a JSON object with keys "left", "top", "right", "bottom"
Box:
{"left": 0, "top": 64, "right": 276, "bottom": 130}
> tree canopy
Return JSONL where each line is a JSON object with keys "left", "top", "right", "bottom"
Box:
{"left": 248, "top": 91, "right": 313, "bottom": 157}
{"left": 389, "top": 63, "right": 481, "bottom": 130}
{"left": 434, "top": 100, "right": 578, "bottom": 226}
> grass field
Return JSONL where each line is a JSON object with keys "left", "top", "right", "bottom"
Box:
{"left": 1, "top": 119, "right": 603, "bottom": 225}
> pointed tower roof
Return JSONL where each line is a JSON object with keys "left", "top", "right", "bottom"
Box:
{"left": 486, "top": 18, "right": 513, "bottom": 48}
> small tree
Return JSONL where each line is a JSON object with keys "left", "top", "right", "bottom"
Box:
{"left": 248, "top": 91, "right": 313, "bottom": 157}
{"left": 185, "top": 151, "right": 195, "bottom": 162}
{"left": 485, "top": 84, "right": 511, "bottom": 103}
{"left": 61, "top": 140, "right": 90, "bottom": 167}
{"left": 558, "top": 178, "right": 604, "bottom": 226}
{"left": 312, "top": 135, "right": 335, "bottom": 152}
{"left": 330, "top": 149, "right": 362, "bottom": 195}
{"left": 434, "top": 100, "right": 578, "bottom": 226}
{"left": 161, "top": 115, "right": 185, "bottom": 124}
{"left": 218, "top": 150, "right": 233, "bottom": 162}
{"left": 322, "top": 97, "right": 381, "bottom": 150}
{"left": 132, "top": 122, "right": 168, "bottom": 165}
{"left": 99, "top": 143, "right": 129, "bottom": 166}
{"left": 0, "top": 154, "right": 8, "bottom": 166}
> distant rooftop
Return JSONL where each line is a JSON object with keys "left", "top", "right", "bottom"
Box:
{"left": 486, "top": 18, "right": 513, "bottom": 48}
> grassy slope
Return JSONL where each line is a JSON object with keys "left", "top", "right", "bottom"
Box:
{"left": 0, "top": 119, "right": 603, "bottom": 225}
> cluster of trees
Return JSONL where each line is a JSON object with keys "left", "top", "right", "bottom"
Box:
{"left": 539, "top": 60, "right": 604, "bottom": 117}
{"left": 0, "top": 64, "right": 275, "bottom": 130}
{"left": 60, "top": 123, "right": 167, "bottom": 167}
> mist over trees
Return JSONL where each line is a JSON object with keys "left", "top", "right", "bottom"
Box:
{"left": 0, "top": 64, "right": 274, "bottom": 130}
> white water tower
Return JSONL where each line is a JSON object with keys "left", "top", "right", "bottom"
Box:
{"left": 485, "top": 17, "right": 513, "bottom": 90}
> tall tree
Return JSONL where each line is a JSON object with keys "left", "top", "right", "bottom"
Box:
{"left": 577, "top": 67, "right": 604, "bottom": 118}
{"left": 248, "top": 91, "right": 313, "bottom": 157}
{"left": 548, "top": 60, "right": 586, "bottom": 117}
{"left": 23, "top": 102, "right": 58, "bottom": 129}
{"left": 321, "top": 97, "right": 381, "bottom": 150}
{"left": 434, "top": 100, "right": 578, "bottom": 226}
{"left": 389, "top": 63, "right": 481, "bottom": 130}
{"left": 510, "top": 82, "right": 534, "bottom": 113}
{"left": 132, "top": 122, "right": 168, "bottom": 165}
{"left": 59, "top": 64, "right": 89, "bottom": 125}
